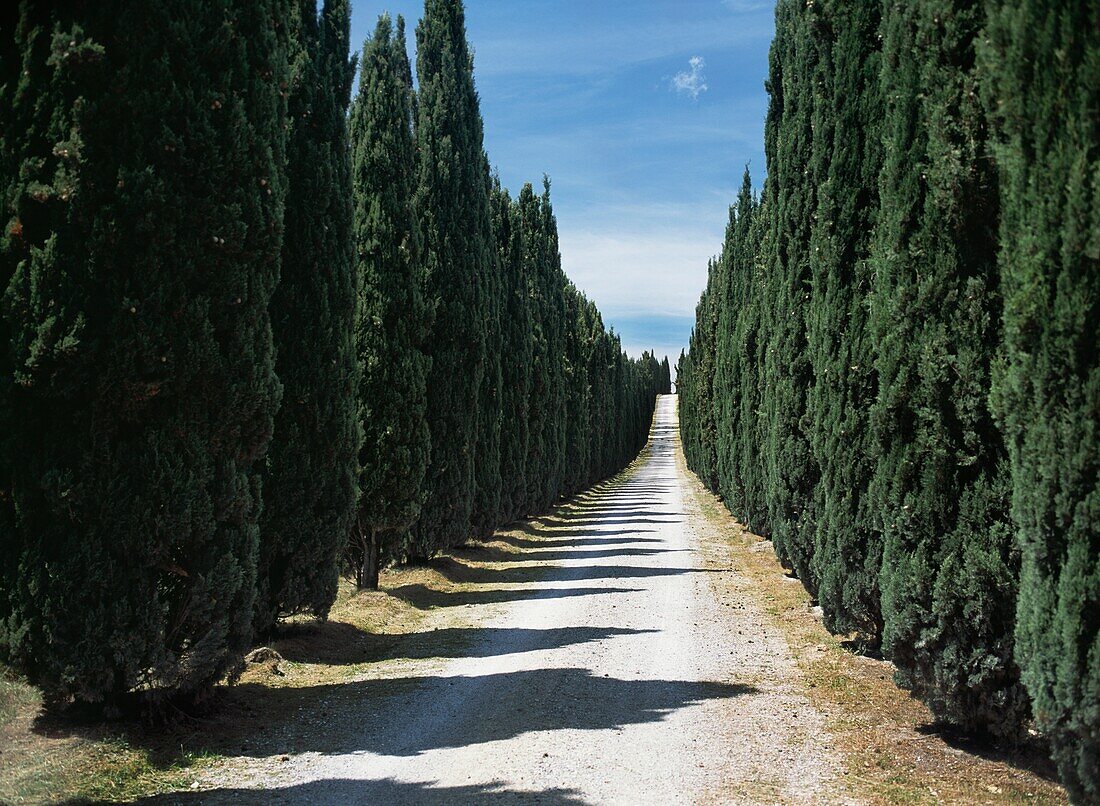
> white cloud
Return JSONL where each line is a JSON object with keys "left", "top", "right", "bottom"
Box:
{"left": 557, "top": 226, "right": 718, "bottom": 321}
{"left": 671, "top": 56, "right": 708, "bottom": 100}
{"left": 723, "top": 0, "right": 773, "bottom": 12}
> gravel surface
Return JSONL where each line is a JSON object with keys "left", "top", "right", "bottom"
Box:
{"left": 188, "top": 397, "right": 852, "bottom": 804}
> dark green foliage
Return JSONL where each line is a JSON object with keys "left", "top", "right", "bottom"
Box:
{"left": 0, "top": 0, "right": 24, "bottom": 662}
{"left": 470, "top": 176, "right": 504, "bottom": 539}
{"left": 350, "top": 14, "right": 431, "bottom": 587}
{"left": 871, "top": 0, "right": 1027, "bottom": 740}
{"left": 492, "top": 179, "right": 531, "bottom": 523}
{"left": 713, "top": 171, "right": 757, "bottom": 521}
{"left": 678, "top": 0, "right": 1089, "bottom": 762}
{"left": 693, "top": 261, "right": 720, "bottom": 492}
{"left": 0, "top": 0, "right": 289, "bottom": 703}
{"left": 518, "top": 182, "right": 563, "bottom": 514}
{"left": 805, "top": 0, "right": 883, "bottom": 642}
{"left": 561, "top": 283, "right": 592, "bottom": 497}
{"left": 0, "top": 0, "right": 660, "bottom": 711}
{"left": 760, "top": 0, "right": 822, "bottom": 584}
{"left": 982, "top": 0, "right": 1099, "bottom": 796}
{"left": 412, "top": 0, "right": 492, "bottom": 555}
{"left": 531, "top": 180, "right": 568, "bottom": 511}
{"left": 255, "top": 0, "right": 358, "bottom": 635}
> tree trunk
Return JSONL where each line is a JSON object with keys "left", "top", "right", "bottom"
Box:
{"left": 363, "top": 528, "right": 381, "bottom": 591}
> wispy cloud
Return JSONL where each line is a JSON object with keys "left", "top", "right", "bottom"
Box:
{"left": 671, "top": 56, "right": 708, "bottom": 100}
{"left": 723, "top": 0, "right": 773, "bottom": 12}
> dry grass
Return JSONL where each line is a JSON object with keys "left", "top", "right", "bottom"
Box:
{"left": 679, "top": 450, "right": 1068, "bottom": 806}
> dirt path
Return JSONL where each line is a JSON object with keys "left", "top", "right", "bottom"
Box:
{"left": 176, "top": 396, "right": 850, "bottom": 804}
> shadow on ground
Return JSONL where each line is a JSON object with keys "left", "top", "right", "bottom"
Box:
{"left": 134, "top": 777, "right": 589, "bottom": 804}
{"left": 387, "top": 583, "right": 644, "bottom": 611}
{"left": 276, "top": 624, "right": 656, "bottom": 666}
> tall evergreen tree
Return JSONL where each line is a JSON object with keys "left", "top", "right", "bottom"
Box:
{"left": 0, "top": 0, "right": 25, "bottom": 659}
{"left": 870, "top": 0, "right": 1027, "bottom": 739}
{"left": 693, "top": 260, "right": 720, "bottom": 492}
{"left": 0, "top": 0, "right": 289, "bottom": 703}
{"left": 738, "top": 185, "right": 772, "bottom": 534}
{"left": 492, "top": 180, "right": 531, "bottom": 522}
{"left": 761, "top": 0, "right": 823, "bottom": 584}
{"left": 254, "top": 0, "right": 358, "bottom": 635}
{"left": 519, "top": 183, "right": 554, "bottom": 513}
{"left": 805, "top": 0, "right": 883, "bottom": 643}
{"left": 412, "top": 0, "right": 492, "bottom": 556}
{"left": 537, "top": 180, "right": 568, "bottom": 508}
{"left": 350, "top": 13, "right": 431, "bottom": 588}
{"left": 658, "top": 356, "right": 672, "bottom": 395}
{"left": 982, "top": 0, "right": 1099, "bottom": 795}
{"left": 713, "top": 170, "right": 755, "bottom": 517}
{"left": 562, "top": 282, "right": 593, "bottom": 497}
{"left": 471, "top": 174, "right": 504, "bottom": 537}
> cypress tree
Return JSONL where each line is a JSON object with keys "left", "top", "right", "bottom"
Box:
{"left": 350, "top": 13, "right": 431, "bottom": 588}
{"left": 737, "top": 186, "right": 772, "bottom": 534}
{"left": 412, "top": 0, "right": 492, "bottom": 555}
{"left": 805, "top": 0, "right": 884, "bottom": 643}
{"left": 0, "top": 0, "right": 27, "bottom": 661}
{"left": 870, "top": 0, "right": 1027, "bottom": 739}
{"left": 520, "top": 182, "right": 552, "bottom": 513}
{"left": 761, "top": 0, "right": 822, "bottom": 584}
{"left": 562, "top": 282, "right": 592, "bottom": 497}
{"left": 471, "top": 176, "right": 504, "bottom": 538}
{"left": 694, "top": 262, "right": 720, "bottom": 492}
{"left": 492, "top": 180, "right": 531, "bottom": 522}
{"left": 0, "top": 0, "right": 289, "bottom": 703}
{"left": 254, "top": 0, "right": 358, "bottom": 635}
{"left": 582, "top": 300, "right": 614, "bottom": 486}
{"left": 538, "top": 180, "right": 567, "bottom": 507}
{"left": 982, "top": 0, "right": 1099, "bottom": 795}
{"left": 714, "top": 170, "right": 756, "bottom": 519}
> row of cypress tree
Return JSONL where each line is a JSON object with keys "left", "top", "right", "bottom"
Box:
{"left": 677, "top": 0, "right": 1097, "bottom": 800}
{"left": 0, "top": 0, "right": 661, "bottom": 711}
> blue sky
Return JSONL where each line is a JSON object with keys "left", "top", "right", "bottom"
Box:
{"left": 349, "top": 1, "right": 775, "bottom": 365}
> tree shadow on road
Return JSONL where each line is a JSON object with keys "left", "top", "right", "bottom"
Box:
{"left": 276, "top": 624, "right": 657, "bottom": 666}
{"left": 432, "top": 559, "right": 718, "bottom": 586}
{"left": 387, "top": 582, "right": 644, "bottom": 611}
{"left": 116, "top": 668, "right": 758, "bottom": 766}
{"left": 456, "top": 543, "right": 688, "bottom": 563}
{"left": 135, "top": 778, "right": 590, "bottom": 805}
{"left": 494, "top": 531, "right": 661, "bottom": 546}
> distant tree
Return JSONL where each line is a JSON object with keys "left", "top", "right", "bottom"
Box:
{"left": 412, "top": 0, "right": 492, "bottom": 556}
{"left": 0, "top": 0, "right": 290, "bottom": 704}
{"left": 870, "top": 0, "right": 1027, "bottom": 740}
{"left": 255, "top": 0, "right": 358, "bottom": 635}
{"left": 350, "top": 13, "right": 431, "bottom": 588}
{"left": 982, "top": 0, "right": 1099, "bottom": 795}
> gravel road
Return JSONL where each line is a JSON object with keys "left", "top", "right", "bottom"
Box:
{"left": 188, "top": 396, "right": 851, "bottom": 804}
